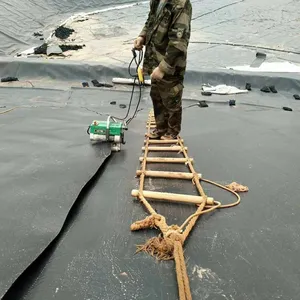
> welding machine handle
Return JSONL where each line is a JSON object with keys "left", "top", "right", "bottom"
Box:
{"left": 106, "top": 115, "right": 112, "bottom": 141}
{"left": 123, "top": 121, "right": 129, "bottom": 130}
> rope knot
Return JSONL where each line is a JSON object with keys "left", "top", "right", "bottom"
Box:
{"left": 192, "top": 172, "right": 199, "bottom": 185}
{"left": 136, "top": 227, "right": 183, "bottom": 260}
{"left": 167, "top": 231, "right": 184, "bottom": 244}
{"left": 185, "top": 158, "right": 192, "bottom": 166}
{"left": 140, "top": 170, "right": 146, "bottom": 177}
{"left": 177, "top": 146, "right": 185, "bottom": 154}
{"left": 153, "top": 213, "right": 163, "bottom": 222}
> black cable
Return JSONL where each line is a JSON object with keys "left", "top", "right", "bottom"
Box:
{"left": 126, "top": 50, "right": 144, "bottom": 125}
{"left": 110, "top": 48, "right": 144, "bottom": 124}
{"left": 183, "top": 103, "right": 199, "bottom": 110}
{"left": 126, "top": 81, "right": 143, "bottom": 125}
{"left": 111, "top": 77, "right": 137, "bottom": 121}
{"left": 85, "top": 49, "right": 144, "bottom": 136}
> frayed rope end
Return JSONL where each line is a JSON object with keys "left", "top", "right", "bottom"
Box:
{"left": 135, "top": 236, "right": 175, "bottom": 261}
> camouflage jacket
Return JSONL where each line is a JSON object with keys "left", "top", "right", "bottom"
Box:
{"left": 139, "top": 0, "right": 192, "bottom": 77}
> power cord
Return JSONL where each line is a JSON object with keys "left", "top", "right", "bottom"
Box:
{"left": 86, "top": 48, "right": 145, "bottom": 135}
{"left": 110, "top": 48, "right": 144, "bottom": 125}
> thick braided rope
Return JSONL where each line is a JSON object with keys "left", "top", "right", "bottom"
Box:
{"left": 174, "top": 240, "right": 192, "bottom": 300}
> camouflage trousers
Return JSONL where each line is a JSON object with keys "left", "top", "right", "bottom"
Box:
{"left": 150, "top": 76, "right": 183, "bottom": 136}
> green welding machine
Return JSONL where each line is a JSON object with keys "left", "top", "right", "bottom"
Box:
{"left": 89, "top": 116, "right": 127, "bottom": 151}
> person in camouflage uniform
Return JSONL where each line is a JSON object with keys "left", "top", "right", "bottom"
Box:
{"left": 134, "top": 0, "right": 192, "bottom": 140}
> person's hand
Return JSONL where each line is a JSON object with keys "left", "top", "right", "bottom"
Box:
{"left": 150, "top": 67, "right": 164, "bottom": 81}
{"left": 134, "top": 37, "right": 144, "bottom": 50}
